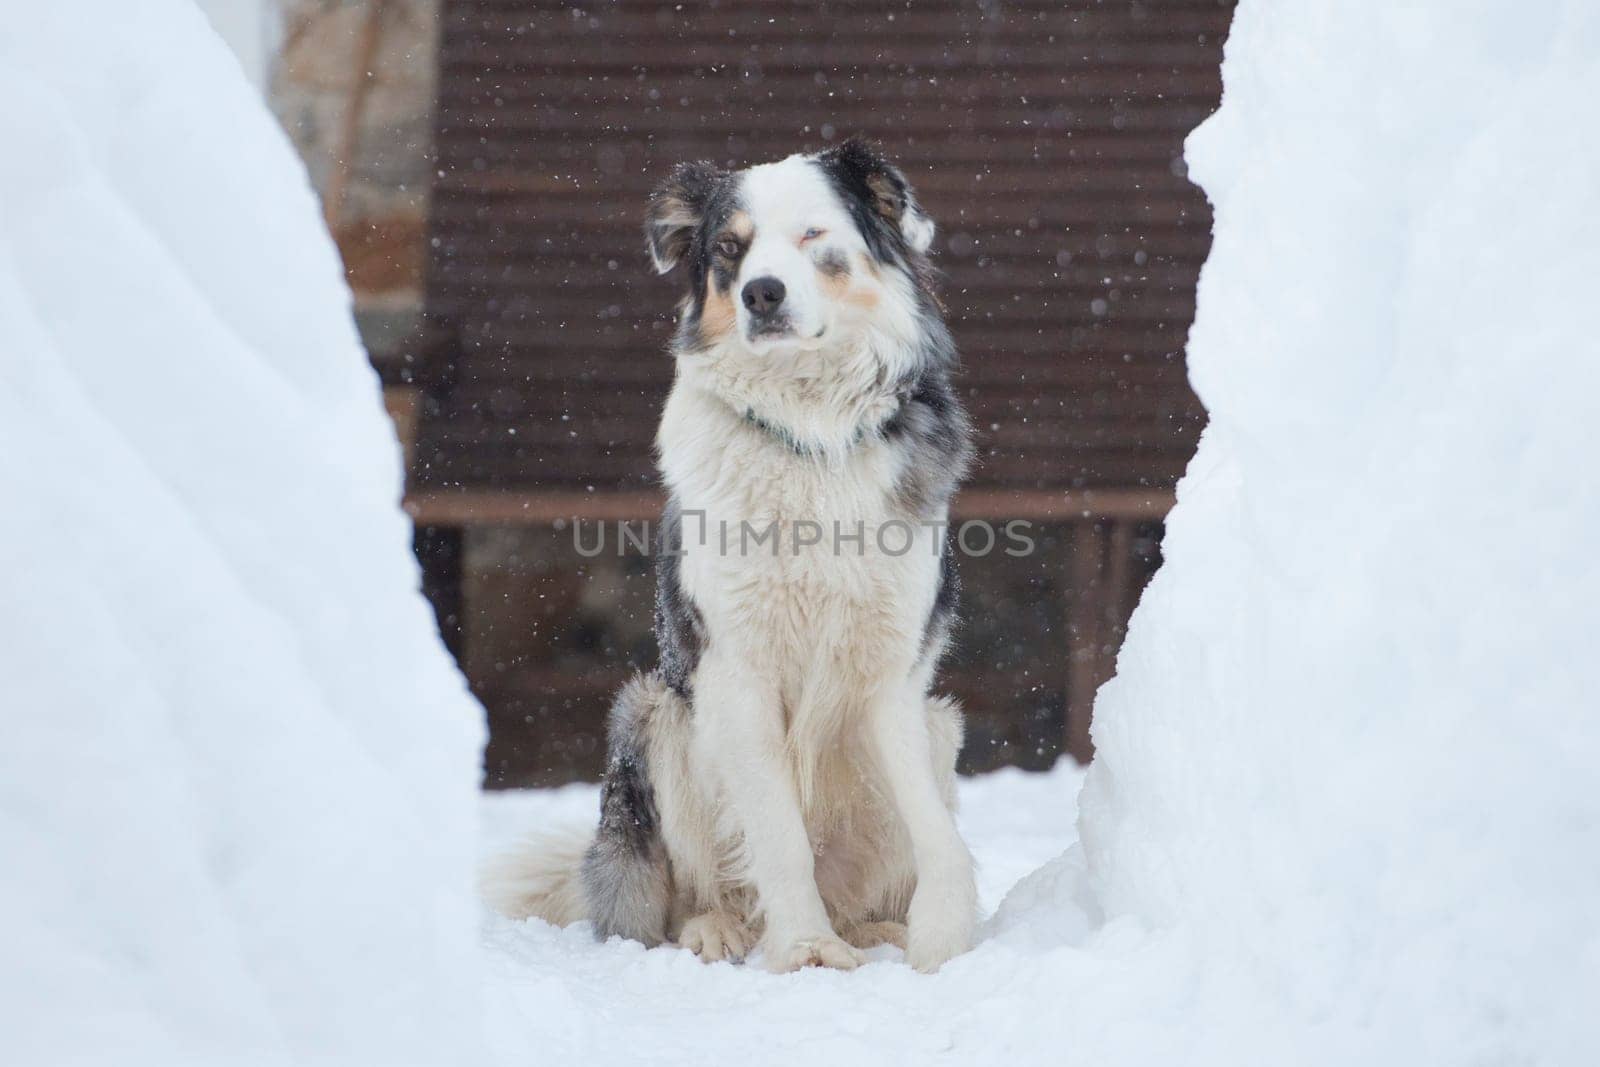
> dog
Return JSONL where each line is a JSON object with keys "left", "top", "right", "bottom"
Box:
{"left": 481, "top": 139, "right": 976, "bottom": 973}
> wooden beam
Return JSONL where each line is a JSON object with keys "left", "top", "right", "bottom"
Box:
{"left": 1101, "top": 518, "right": 1136, "bottom": 685}
{"left": 414, "top": 523, "right": 464, "bottom": 659}
{"left": 1065, "top": 519, "right": 1108, "bottom": 764}
{"left": 955, "top": 487, "right": 1175, "bottom": 521}
{"left": 383, "top": 385, "right": 421, "bottom": 470}
{"left": 404, "top": 488, "right": 664, "bottom": 524}
{"left": 402, "top": 486, "right": 1176, "bottom": 525}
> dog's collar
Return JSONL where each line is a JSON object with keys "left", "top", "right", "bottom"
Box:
{"left": 742, "top": 403, "right": 895, "bottom": 458}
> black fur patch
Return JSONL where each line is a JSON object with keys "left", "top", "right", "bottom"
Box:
{"left": 814, "top": 138, "right": 918, "bottom": 267}
{"left": 882, "top": 324, "right": 973, "bottom": 520}
{"left": 922, "top": 535, "right": 961, "bottom": 658}
{"left": 890, "top": 363, "right": 971, "bottom": 657}
{"left": 596, "top": 749, "right": 656, "bottom": 853}
{"left": 645, "top": 160, "right": 726, "bottom": 274}
{"left": 654, "top": 501, "right": 706, "bottom": 697}
{"left": 644, "top": 162, "right": 746, "bottom": 354}
{"left": 816, "top": 247, "right": 852, "bottom": 278}
{"left": 582, "top": 677, "right": 672, "bottom": 945}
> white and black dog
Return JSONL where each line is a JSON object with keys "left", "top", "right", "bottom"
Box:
{"left": 482, "top": 140, "right": 976, "bottom": 973}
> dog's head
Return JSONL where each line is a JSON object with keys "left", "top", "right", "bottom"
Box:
{"left": 646, "top": 140, "right": 936, "bottom": 357}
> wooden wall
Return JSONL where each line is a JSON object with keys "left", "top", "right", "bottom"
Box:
{"left": 412, "top": 0, "right": 1233, "bottom": 784}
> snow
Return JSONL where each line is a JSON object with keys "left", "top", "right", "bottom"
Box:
{"left": 1081, "top": 0, "right": 1600, "bottom": 1060}
{"left": 0, "top": 5, "right": 483, "bottom": 1066}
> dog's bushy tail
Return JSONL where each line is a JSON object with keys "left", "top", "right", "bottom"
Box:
{"left": 480, "top": 673, "right": 674, "bottom": 945}
{"left": 479, "top": 825, "right": 593, "bottom": 927}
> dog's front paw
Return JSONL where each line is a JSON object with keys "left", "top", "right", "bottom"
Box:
{"left": 678, "top": 911, "right": 752, "bottom": 963}
{"left": 905, "top": 918, "right": 971, "bottom": 973}
{"left": 905, "top": 878, "right": 977, "bottom": 973}
{"left": 763, "top": 933, "right": 865, "bottom": 973}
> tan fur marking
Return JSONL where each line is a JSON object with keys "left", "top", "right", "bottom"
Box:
{"left": 699, "top": 286, "right": 738, "bottom": 342}
{"left": 726, "top": 211, "right": 754, "bottom": 242}
{"left": 865, "top": 172, "right": 904, "bottom": 221}
{"left": 819, "top": 253, "right": 882, "bottom": 311}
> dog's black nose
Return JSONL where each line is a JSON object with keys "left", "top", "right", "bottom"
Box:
{"left": 741, "top": 276, "right": 786, "bottom": 315}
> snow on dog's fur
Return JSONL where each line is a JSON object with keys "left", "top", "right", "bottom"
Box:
{"left": 482, "top": 140, "right": 977, "bottom": 973}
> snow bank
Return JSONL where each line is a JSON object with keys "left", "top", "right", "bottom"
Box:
{"left": 1081, "top": 0, "right": 1600, "bottom": 1061}
{"left": 0, "top": 5, "right": 483, "bottom": 1065}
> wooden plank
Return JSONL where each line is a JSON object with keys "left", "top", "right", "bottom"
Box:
{"left": 440, "top": 42, "right": 1225, "bottom": 74}
{"left": 429, "top": 192, "right": 1211, "bottom": 228}
{"left": 428, "top": 352, "right": 1194, "bottom": 389}
{"left": 426, "top": 226, "right": 1216, "bottom": 261}
{"left": 444, "top": 6, "right": 1231, "bottom": 40}
{"left": 414, "top": 524, "right": 465, "bottom": 658}
{"left": 1065, "top": 519, "right": 1108, "bottom": 762}
{"left": 405, "top": 488, "right": 663, "bottom": 523}
{"left": 408, "top": 449, "right": 1193, "bottom": 493}
{"left": 382, "top": 385, "right": 421, "bottom": 469}
{"left": 455, "top": 0, "right": 1232, "bottom": 10}
{"left": 403, "top": 486, "right": 1175, "bottom": 524}
{"left": 1101, "top": 519, "right": 1136, "bottom": 687}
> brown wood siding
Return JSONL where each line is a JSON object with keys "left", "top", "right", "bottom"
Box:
{"left": 417, "top": 0, "right": 1230, "bottom": 499}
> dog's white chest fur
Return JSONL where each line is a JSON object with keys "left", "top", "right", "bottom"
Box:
{"left": 660, "top": 382, "right": 942, "bottom": 731}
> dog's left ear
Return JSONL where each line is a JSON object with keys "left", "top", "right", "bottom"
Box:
{"left": 820, "top": 138, "right": 936, "bottom": 255}
{"left": 646, "top": 160, "right": 725, "bottom": 275}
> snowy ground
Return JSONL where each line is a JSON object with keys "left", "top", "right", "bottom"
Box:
{"left": 479, "top": 763, "right": 1090, "bottom": 1064}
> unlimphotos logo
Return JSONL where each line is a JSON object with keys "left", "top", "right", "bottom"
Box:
{"left": 570, "top": 515, "right": 1037, "bottom": 559}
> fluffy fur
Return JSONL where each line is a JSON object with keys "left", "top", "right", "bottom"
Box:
{"left": 482, "top": 140, "right": 977, "bottom": 973}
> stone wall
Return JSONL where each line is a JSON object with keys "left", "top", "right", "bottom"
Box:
{"left": 269, "top": 0, "right": 439, "bottom": 387}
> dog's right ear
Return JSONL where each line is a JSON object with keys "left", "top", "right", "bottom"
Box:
{"left": 646, "top": 161, "right": 724, "bottom": 275}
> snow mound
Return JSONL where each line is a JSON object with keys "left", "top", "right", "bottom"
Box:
{"left": 1081, "top": 0, "right": 1600, "bottom": 1061}
{"left": 0, "top": 5, "right": 484, "bottom": 1065}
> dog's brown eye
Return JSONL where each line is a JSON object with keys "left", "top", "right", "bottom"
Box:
{"left": 717, "top": 238, "right": 741, "bottom": 258}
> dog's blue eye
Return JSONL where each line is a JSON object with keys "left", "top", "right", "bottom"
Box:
{"left": 802, "top": 228, "right": 825, "bottom": 242}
